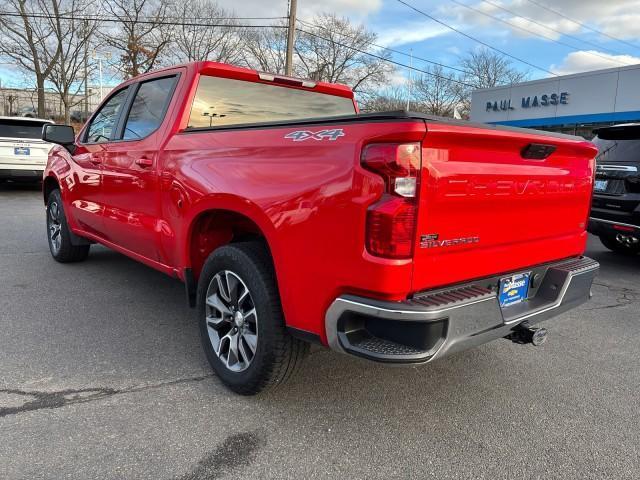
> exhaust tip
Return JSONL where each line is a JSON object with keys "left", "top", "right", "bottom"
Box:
{"left": 531, "top": 327, "right": 548, "bottom": 346}
{"left": 506, "top": 323, "right": 548, "bottom": 346}
{"left": 616, "top": 233, "right": 639, "bottom": 246}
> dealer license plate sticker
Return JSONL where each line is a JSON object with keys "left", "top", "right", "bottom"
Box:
{"left": 14, "top": 147, "right": 30, "bottom": 156}
{"left": 594, "top": 179, "right": 608, "bottom": 192}
{"left": 499, "top": 273, "right": 530, "bottom": 307}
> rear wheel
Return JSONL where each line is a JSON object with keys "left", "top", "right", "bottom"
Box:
{"left": 197, "top": 241, "right": 308, "bottom": 395}
{"left": 599, "top": 233, "right": 640, "bottom": 255}
{"left": 46, "top": 189, "right": 90, "bottom": 262}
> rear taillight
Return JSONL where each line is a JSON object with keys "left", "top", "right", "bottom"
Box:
{"left": 362, "top": 143, "right": 421, "bottom": 259}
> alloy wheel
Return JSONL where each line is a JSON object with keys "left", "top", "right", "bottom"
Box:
{"left": 48, "top": 201, "right": 62, "bottom": 255}
{"left": 205, "top": 270, "right": 258, "bottom": 372}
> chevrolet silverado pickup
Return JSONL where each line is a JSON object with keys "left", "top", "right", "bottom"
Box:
{"left": 588, "top": 123, "right": 640, "bottom": 254}
{"left": 41, "top": 61, "right": 600, "bottom": 395}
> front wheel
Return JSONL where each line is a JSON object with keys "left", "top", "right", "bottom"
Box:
{"left": 46, "top": 189, "right": 90, "bottom": 262}
{"left": 197, "top": 241, "right": 308, "bottom": 395}
{"left": 599, "top": 233, "right": 640, "bottom": 255}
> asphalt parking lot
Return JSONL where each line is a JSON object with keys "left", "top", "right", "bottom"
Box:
{"left": 1, "top": 183, "right": 639, "bottom": 480}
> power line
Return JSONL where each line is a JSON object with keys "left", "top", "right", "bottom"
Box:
{"left": 0, "top": 8, "right": 479, "bottom": 88}
{"left": 480, "top": 0, "right": 626, "bottom": 57}
{"left": 0, "top": 11, "right": 288, "bottom": 28}
{"left": 525, "top": 0, "right": 640, "bottom": 52}
{"left": 0, "top": 9, "right": 287, "bottom": 21}
{"left": 297, "top": 17, "right": 473, "bottom": 76}
{"left": 295, "top": 26, "right": 477, "bottom": 88}
{"left": 449, "top": 0, "right": 632, "bottom": 67}
{"left": 395, "top": 0, "right": 558, "bottom": 76}
{"left": 159, "top": 16, "right": 287, "bottom": 21}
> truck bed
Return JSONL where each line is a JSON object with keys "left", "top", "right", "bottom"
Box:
{"left": 184, "top": 110, "right": 582, "bottom": 141}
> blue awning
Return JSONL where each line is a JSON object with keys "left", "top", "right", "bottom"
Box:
{"left": 489, "top": 110, "right": 640, "bottom": 127}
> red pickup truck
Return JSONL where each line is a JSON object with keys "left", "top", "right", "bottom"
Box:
{"left": 42, "top": 61, "right": 600, "bottom": 394}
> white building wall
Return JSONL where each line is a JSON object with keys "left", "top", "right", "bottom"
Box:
{"left": 471, "top": 64, "right": 640, "bottom": 126}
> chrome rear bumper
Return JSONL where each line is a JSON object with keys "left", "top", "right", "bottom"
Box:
{"left": 325, "top": 256, "right": 599, "bottom": 363}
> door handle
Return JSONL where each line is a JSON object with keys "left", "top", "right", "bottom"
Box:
{"left": 135, "top": 157, "right": 154, "bottom": 167}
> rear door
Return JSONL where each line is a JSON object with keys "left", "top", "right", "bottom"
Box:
{"left": 412, "top": 122, "right": 597, "bottom": 291}
{"left": 100, "top": 74, "right": 179, "bottom": 261}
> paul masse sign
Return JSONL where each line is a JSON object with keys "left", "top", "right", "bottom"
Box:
{"left": 486, "top": 92, "right": 569, "bottom": 112}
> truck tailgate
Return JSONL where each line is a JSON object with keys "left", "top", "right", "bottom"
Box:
{"left": 412, "top": 122, "right": 598, "bottom": 291}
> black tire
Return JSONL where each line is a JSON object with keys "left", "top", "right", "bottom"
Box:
{"left": 599, "top": 233, "right": 640, "bottom": 255}
{"left": 46, "top": 189, "right": 90, "bottom": 262}
{"left": 197, "top": 241, "right": 308, "bottom": 395}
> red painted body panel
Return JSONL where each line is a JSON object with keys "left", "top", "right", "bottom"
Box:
{"left": 413, "top": 123, "right": 597, "bottom": 291}
{"left": 43, "top": 61, "right": 598, "bottom": 345}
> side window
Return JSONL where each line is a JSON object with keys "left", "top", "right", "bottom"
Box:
{"left": 122, "top": 76, "right": 177, "bottom": 140}
{"left": 85, "top": 88, "right": 129, "bottom": 143}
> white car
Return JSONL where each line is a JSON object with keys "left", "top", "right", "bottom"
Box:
{"left": 0, "top": 116, "right": 54, "bottom": 182}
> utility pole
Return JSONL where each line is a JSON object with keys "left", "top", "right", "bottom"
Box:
{"left": 406, "top": 48, "right": 413, "bottom": 111}
{"left": 284, "top": 0, "right": 297, "bottom": 76}
{"left": 92, "top": 52, "right": 111, "bottom": 102}
{"left": 83, "top": 20, "right": 89, "bottom": 122}
{"left": 98, "top": 58, "right": 103, "bottom": 100}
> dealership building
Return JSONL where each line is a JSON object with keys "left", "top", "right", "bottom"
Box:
{"left": 470, "top": 64, "right": 640, "bottom": 138}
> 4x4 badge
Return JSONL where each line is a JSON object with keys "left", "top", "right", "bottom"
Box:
{"left": 284, "top": 129, "right": 345, "bottom": 141}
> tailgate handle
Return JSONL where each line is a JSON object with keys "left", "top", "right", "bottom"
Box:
{"left": 521, "top": 143, "right": 556, "bottom": 160}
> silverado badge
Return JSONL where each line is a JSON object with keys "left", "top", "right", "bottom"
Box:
{"left": 420, "top": 233, "right": 480, "bottom": 248}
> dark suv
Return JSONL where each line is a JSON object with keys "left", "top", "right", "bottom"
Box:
{"left": 589, "top": 124, "right": 640, "bottom": 254}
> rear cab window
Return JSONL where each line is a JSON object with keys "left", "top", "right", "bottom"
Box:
{"left": 592, "top": 125, "right": 640, "bottom": 195}
{"left": 0, "top": 119, "right": 49, "bottom": 139}
{"left": 186, "top": 75, "right": 356, "bottom": 129}
{"left": 593, "top": 126, "right": 640, "bottom": 165}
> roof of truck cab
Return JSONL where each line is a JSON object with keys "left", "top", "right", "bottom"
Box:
{"left": 125, "top": 61, "right": 354, "bottom": 99}
{"left": 196, "top": 61, "right": 354, "bottom": 98}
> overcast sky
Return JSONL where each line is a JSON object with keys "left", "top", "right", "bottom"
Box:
{"left": 2, "top": 0, "right": 640, "bottom": 89}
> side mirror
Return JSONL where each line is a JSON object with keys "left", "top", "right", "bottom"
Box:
{"left": 42, "top": 124, "right": 76, "bottom": 154}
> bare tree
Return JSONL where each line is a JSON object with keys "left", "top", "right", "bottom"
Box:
{"left": 460, "top": 47, "right": 529, "bottom": 89}
{"left": 456, "top": 47, "right": 529, "bottom": 117}
{"left": 411, "top": 65, "right": 464, "bottom": 117}
{"left": 171, "top": 0, "right": 241, "bottom": 63}
{"left": 240, "top": 22, "right": 288, "bottom": 74}
{"left": 0, "top": 0, "right": 60, "bottom": 117}
{"left": 45, "top": 0, "right": 99, "bottom": 123}
{"left": 358, "top": 86, "right": 409, "bottom": 113}
{"left": 241, "top": 14, "right": 393, "bottom": 95}
{"left": 294, "top": 14, "right": 393, "bottom": 94}
{"left": 101, "top": 0, "right": 172, "bottom": 78}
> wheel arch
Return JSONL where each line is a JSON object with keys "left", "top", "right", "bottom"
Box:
{"left": 185, "top": 197, "right": 279, "bottom": 283}
{"left": 42, "top": 175, "right": 60, "bottom": 204}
